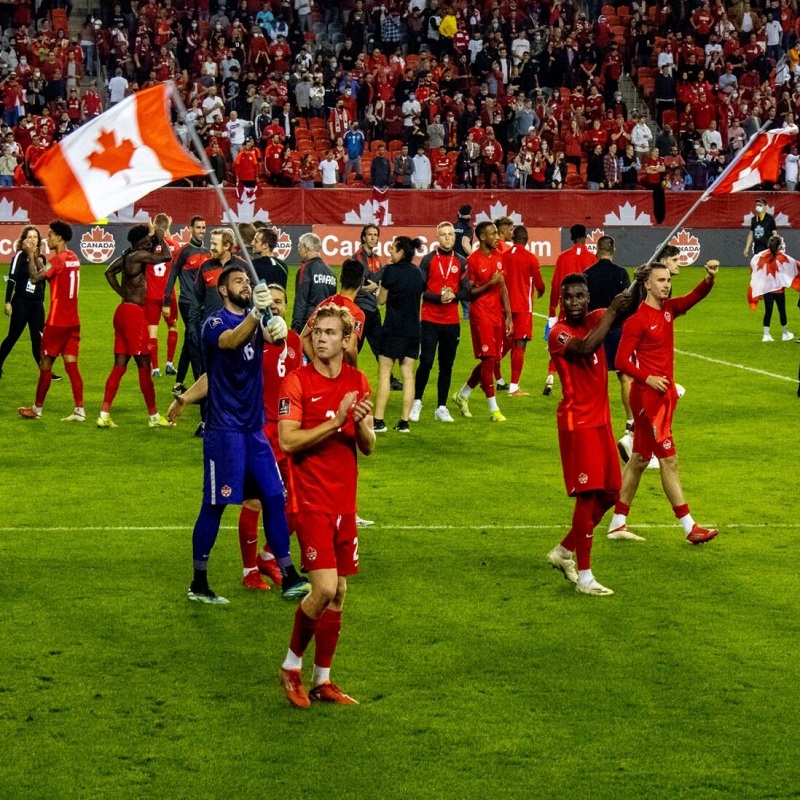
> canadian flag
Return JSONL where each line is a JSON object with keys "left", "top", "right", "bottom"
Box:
{"left": 34, "top": 85, "right": 203, "bottom": 223}
{"left": 710, "top": 125, "right": 798, "bottom": 195}
{"left": 748, "top": 249, "right": 800, "bottom": 307}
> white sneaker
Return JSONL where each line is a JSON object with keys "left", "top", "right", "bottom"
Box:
{"left": 152, "top": 368, "right": 161, "bottom": 378}
{"left": 647, "top": 455, "right": 660, "bottom": 469}
{"left": 782, "top": 331, "right": 794, "bottom": 341}
{"left": 355, "top": 515, "right": 374, "bottom": 528}
{"left": 675, "top": 383, "right": 685, "bottom": 399}
{"left": 762, "top": 332, "right": 774, "bottom": 342}
{"left": 547, "top": 547, "right": 578, "bottom": 584}
{"left": 617, "top": 432, "right": 633, "bottom": 462}
{"left": 607, "top": 525, "right": 646, "bottom": 541}
{"left": 576, "top": 578, "right": 614, "bottom": 596}
{"left": 434, "top": 405, "right": 454, "bottom": 422}
{"left": 409, "top": 399, "right": 422, "bottom": 422}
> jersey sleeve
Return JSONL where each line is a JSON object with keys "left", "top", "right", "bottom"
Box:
{"left": 200, "top": 314, "right": 226, "bottom": 349}
{"left": 45, "top": 254, "right": 63, "bottom": 282}
{"left": 530, "top": 253, "right": 546, "bottom": 296}
{"left": 669, "top": 278, "right": 712, "bottom": 318}
{"left": 615, "top": 314, "right": 649, "bottom": 382}
{"left": 278, "top": 370, "right": 304, "bottom": 423}
{"left": 547, "top": 322, "right": 575, "bottom": 359}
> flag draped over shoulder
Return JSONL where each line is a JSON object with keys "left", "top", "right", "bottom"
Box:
{"left": 747, "top": 249, "right": 800, "bottom": 308}
{"left": 710, "top": 125, "right": 798, "bottom": 195}
{"left": 34, "top": 85, "right": 203, "bottom": 223}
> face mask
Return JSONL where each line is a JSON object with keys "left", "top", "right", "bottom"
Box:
{"left": 192, "top": 22, "right": 197, "bottom": 28}
{"left": 756, "top": 205, "right": 764, "bottom": 213}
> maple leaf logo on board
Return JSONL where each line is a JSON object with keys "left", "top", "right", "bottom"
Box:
{"left": 87, "top": 130, "right": 136, "bottom": 177}
{"left": 669, "top": 229, "right": 701, "bottom": 266}
{"left": 274, "top": 229, "right": 292, "bottom": 261}
{"left": 80, "top": 226, "right": 116, "bottom": 264}
{"left": 585, "top": 227, "right": 605, "bottom": 255}
{"left": 604, "top": 201, "right": 651, "bottom": 226}
{"left": 474, "top": 201, "right": 523, "bottom": 226}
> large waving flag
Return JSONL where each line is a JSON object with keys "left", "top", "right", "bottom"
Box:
{"left": 710, "top": 125, "right": 798, "bottom": 195}
{"left": 34, "top": 85, "right": 203, "bottom": 223}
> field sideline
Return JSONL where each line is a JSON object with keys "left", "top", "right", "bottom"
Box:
{"left": 1, "top": 263, "right": 799, "bottom": 800}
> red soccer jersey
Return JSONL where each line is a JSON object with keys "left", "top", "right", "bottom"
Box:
{"left": 549, "top": 244, "right": 597, "bottom": 316}
{"left": 262, "top": 330, "right": 303, "bottom": 423}
{"left": 467, "top": 247, "right": 504, "bottom": 324}
{"left": 309, "top": 294, "right": 366, "bottom": 341}
{"left": 420, "top": 249, "right": 467, "bottom": 325}
{"left": 548, "top": 309, "right": 610, "bottom": 431}
{"left": 45, "top": 249, "right": 81, "bottom": 327}
{"left": 503, "top": 244, "right": 545, "bottom": 313}
{"left": 616, "top": 280, "right": 713, "bottom": 383}
{"left": 145, "top": 259, "right": 172, "bottom": 302}
{"left": 279, "top": 362, "right": 371, "bottom": 515}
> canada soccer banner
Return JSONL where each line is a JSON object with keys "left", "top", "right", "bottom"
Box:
{"left": 33, "top": 85, "right": 203, "bottom": 223}
{"left": 710, "top": 126, "right": 799, "bottom": 195}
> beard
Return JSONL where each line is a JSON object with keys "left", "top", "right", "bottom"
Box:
{"left": 228, "top": 290, "right": 251, "bottom": 310}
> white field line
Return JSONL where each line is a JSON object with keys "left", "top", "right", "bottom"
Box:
{"left": 533, "top": 313, "right": 798, "bottom": 383}
{"left": 1, "top": 523, "right": 798, "bottom": 533}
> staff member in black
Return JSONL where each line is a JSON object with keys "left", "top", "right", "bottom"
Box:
{"left": 290, "top": 233, "right": 337, "bottom": 333}
{"left": 453, "top": 204, "right": 473, "bottom": 321}
{"left": 372, "top": 236, "right": 426, "bottom": 433}
{"left": 354, "top": 223, "right": 384, "bottom": 359}
{"left": 0, "top": 226, "right": 59, "bottom": 380}
{"left": 583, "top": 235, "right": 634, "bottom": 461}
{"left": 743, "top": 198, "right": 778, "bottom": 259}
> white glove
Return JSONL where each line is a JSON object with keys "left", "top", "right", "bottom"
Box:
{"left": 548, "top": 316, "right": 558, "bottom": 328}
{"left": 262, "top": 314, "right": 288, "bottom": 343}
{"left": 250, "top": 281, "right": 273, "bottom": 318}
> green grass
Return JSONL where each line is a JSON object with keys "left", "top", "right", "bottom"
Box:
{"left": 1, "top": 265, "right": 799, "bottom": 800}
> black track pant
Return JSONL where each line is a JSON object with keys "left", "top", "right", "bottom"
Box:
{"left": 414, "top": 321, "right": 461, "bottom": 407}
{"left": 763, "top": 292, "right": 788, "bottom": 327}
{"left": 0, "top": 300, "right": 44, "bottom": 370}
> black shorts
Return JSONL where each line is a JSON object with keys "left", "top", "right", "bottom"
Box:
{"left": 379, "top": 332, "right": 420, "bottom": 362}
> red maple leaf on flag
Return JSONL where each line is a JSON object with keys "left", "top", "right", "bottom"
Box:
{"left": 756, "top": 251, "right": 782, "bottom": 279}
{"left": 87, "top": 130, "right": 136, "bottom": 176}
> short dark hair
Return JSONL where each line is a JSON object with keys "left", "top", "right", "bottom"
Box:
{"left": 260, "top": 228, "right": 278, "bottom": 250}
{"left": 512, "top": 224, "right": 528, "bottom": 244}
{"left": 127, "top": 224, "right": 150, "bottom": 246}
{"left": 475, "top": 220, "right": 495, "bottom": 242}
{"left": 596, "top": 235, "right": 615, "bottom": 256}
{"left": 190, "top": 215, "right": 205, "bottom": 227}
{"left": 49, "top": 220, "right": 73, "bottom": 243}
{"left": 393, "top": 236, "right": 422, "bottom": 261}
{"left": 657, "top": 244, "right": 680, "bottom": 261}
{"left": 217, "top": 263, "right": 248, "bottom": 294}
{"left": 340, "top": 258, "right": 364, "bottom": 290}
{"left": 360, "top": 223, "right": 379, "bottom": 243}
{"left": 561, "top": 273, "right": 588, "bottom": 293}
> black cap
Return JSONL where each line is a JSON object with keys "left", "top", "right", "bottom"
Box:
{"left": 570, "top": 224, "right": 587, "bottom": 240}
{"left": 458, "top": 205, "right": 472, "bottom": 217}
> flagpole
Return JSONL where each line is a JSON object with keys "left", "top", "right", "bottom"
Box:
{"left": 168, "top": 83, "right": 257, "bottom": 277}
{"left": 644, "top": 119, "right": 773, "bottom": 265}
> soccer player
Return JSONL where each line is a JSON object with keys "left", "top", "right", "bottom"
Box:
{"left": 97, "top": 224, "right": 174, "bottom": 429}
{"left": 372, "top": 236, "right": 426, "bottom": 433}
{"left": 452, "top": 221, "right": 512, "bottom": 422}
{"left": 409, "top": 221, "right": 469, "bottom": 423}
{"left": 18, "top": 221, "right": 85, "bottom": 422}
{"left": 500, "top": 225, "right": 545, "bottom": 397}
{"left": 542, "top": 224, "right": 596, "bottom": 396}
{"left": 168, "top": 266, "right": 310, "bottom": 604}
{"left": 607, "top": 261, "right": 720, "bottom": 545}
{"left": 144, "top": 213, "right": 180, "bottom": 379}
{"left": 300, "top": 258, "right": 366, "bottom": 366}
{"left": 492, "top": 215, "right": 515, "bottom": 391}
{"left": 162, "top": 216, "right": 210, "bottom": 396}
{"left": 278, "top": 304, "right": 375, "bottom": 707}
{"left": 547, "top": 274, "right": 632, "bottom": 596}
{"left": 583, "top": 235, "right": 633, "bottom": 456}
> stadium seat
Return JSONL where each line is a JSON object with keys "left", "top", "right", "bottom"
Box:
{"left": 388, "top": 140, "right": 403, "bottom": 153}
{"left": 371, "top": 139, "right": 386, "bottom": 153}
{"left": 566, "top": 173, "right": 585, "bottom": 188}
{"left": 617, "top": 5, "right": 630, "bottom": 17}
{"left": 601, "top": 4, "right": 616, "bottom": 15}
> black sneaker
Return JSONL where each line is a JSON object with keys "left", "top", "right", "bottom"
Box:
{"left": 194, "top": 422, "right": 205, "bottom": 438}
{"left": 51, "top": 373, "right": 62, "bottom": 381}
{"left": 172, "top": 383, "right": 187, "bottom": 397}
{"left": 187, "top": 585, "right": 230, "bottom": 605}
{"left": 373, "top": 419, "right": 387, "bottom": 433}
{"left": 542, "top": 384, "right": 552, "bottom": 396}
{"left": 165, "top": 364, "right": 177, "bottom": 375}
{"left": 393, "top": 420, "right": 410, "bottom": 433}
{"left": 496, "top": 382, "right": 508, "bottom": 391}
{"left": 390, "top": 377, "right": 403, "bottom": 391}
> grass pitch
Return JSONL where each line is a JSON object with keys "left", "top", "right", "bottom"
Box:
{"left": 1, "top": 264, "right": 799, "bottom": 800}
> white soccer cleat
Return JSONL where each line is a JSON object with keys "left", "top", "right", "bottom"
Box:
{"left": 782, "top": 331, "right": 794, "bottom": 341}
{"left": 434, "top": 405, "right": 454, "bottom": 422}
{"left": 576, "top": 578, "right": 614, "bottom": 596}
{"left": 647, "top": 455, "right": 660, "bottom": 469}
{"left": 675, "top": 383, "right": 685, "bottom": 399}
{"left": 607, "top": 525, "right": 646, "bottom": 541}
{"left": 617, "top": 432, "right": 633, "bottom": 462}
{"left": 409, "top": 399, "right": 422, "bottom": 422}
{"left": 547, "top": 547, "right": 578, "bottom": 584}
{"left": 355, "top": 515, "right": 374, "bottom": 528}
{"left": 61, "top": 411, "right": 86, "bottom": 422}
{"left": 762, "top": 332, "right": 774, "bottom": 342}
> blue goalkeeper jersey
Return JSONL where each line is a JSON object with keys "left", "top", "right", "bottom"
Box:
{"left": 201, "top": 308, "right": 266, "bottom": 433}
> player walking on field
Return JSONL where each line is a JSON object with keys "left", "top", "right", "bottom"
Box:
{"left": 18, "top": 220, "right": 85, "bottom": 422}
{"left": 168, "top": 265, "right": 310, "bottom": 605}
{"left": 97, "top": 224, "right": 174, "bottom": 429}
{"left": 500, "top": 225, "right": 545, "bottom": 397}
{"left": 452, "top": 221, "right": 512, "bottom": 422}
{"left": 607, "top": 261, "right": 720, "bottom": 545}
{"left": 145, "top": 213, "right": 180, "bottom": 379}
{"left": 278, "top": 305, "right": 375, "bottom": 707}
{"left": 547, "top": 274, "right": 632, "bottom": 596}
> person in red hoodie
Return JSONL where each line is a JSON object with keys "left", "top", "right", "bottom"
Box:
{"left": 233, "top": 136, "right": 261, "bottom": 188}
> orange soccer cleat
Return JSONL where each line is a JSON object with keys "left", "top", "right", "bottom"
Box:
{"left": 280, "top": 668, "right": 310, "bottom": 709}
{"left": 257, "top": 557, "right": 283, "bottom": 587}
{"left": 18, "top": 406, "right": 41, "bottom": 419}
{"left": 309, "top": 681, "right": 359, "bottom": 705}
{"left": 242, "top": 571, "right": 270, "bottom": 591}
{"left": 686, "top": 525, "right": 719, "bottom": 545}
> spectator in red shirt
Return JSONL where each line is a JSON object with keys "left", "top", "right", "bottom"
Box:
{"left": 234, "top": 137, "right": 261, "bottom": 188}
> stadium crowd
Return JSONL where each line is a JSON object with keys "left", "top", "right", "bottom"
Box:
{"left": 1, "top": 0, "right": 800, "bottom": 190}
